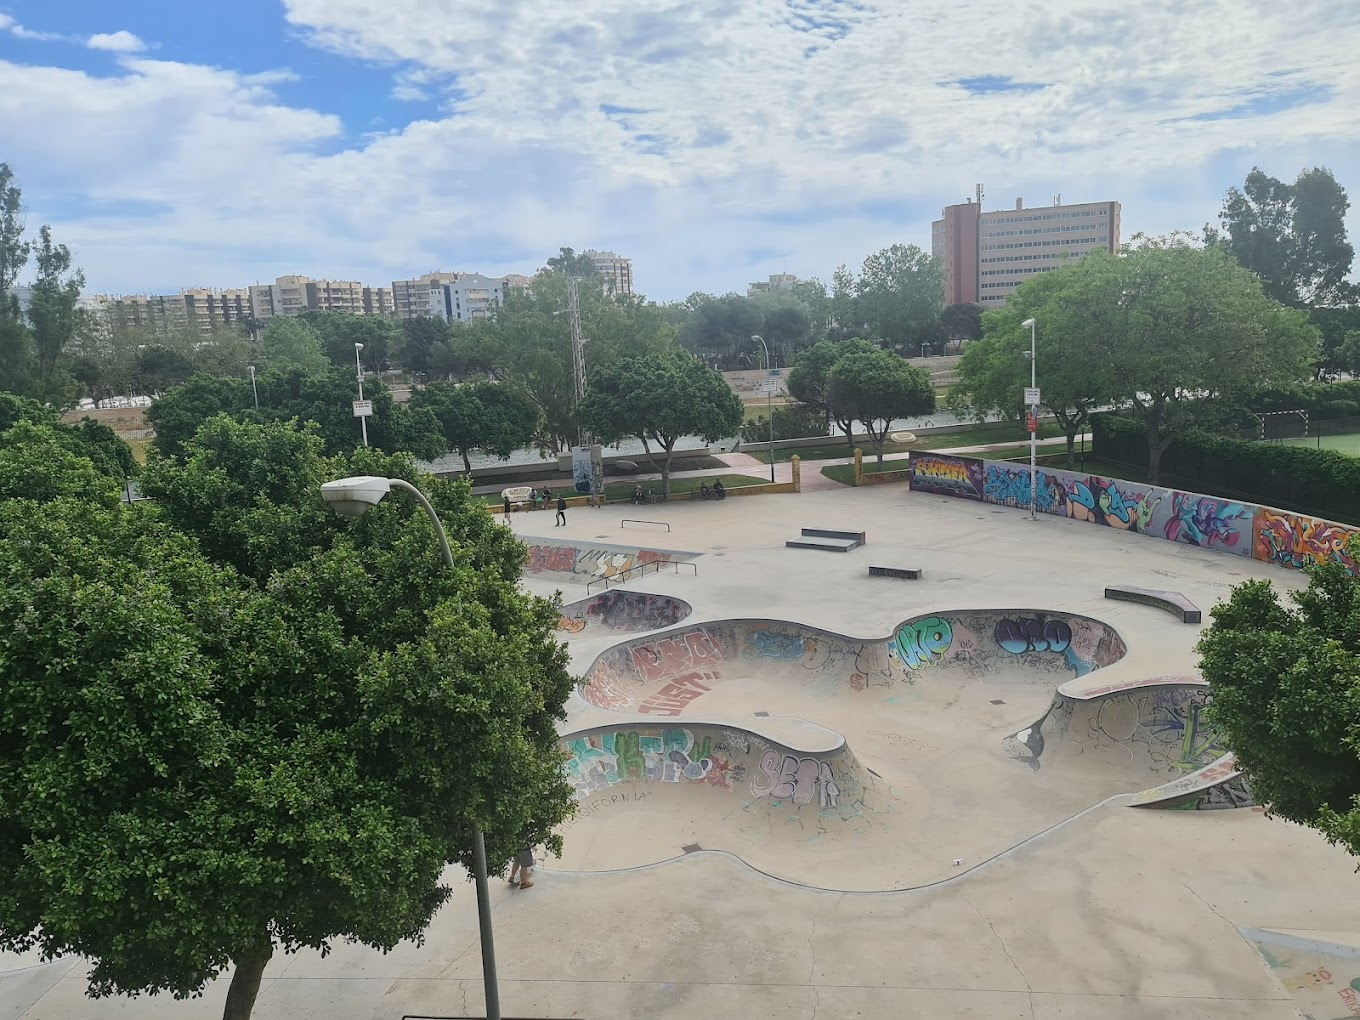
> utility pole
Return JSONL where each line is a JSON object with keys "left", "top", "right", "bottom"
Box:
{"left": 567, "top": 276, "right": 590, "bottom": 448}
{"left": 975, "top": 182, "right": 984, "bottom": 307}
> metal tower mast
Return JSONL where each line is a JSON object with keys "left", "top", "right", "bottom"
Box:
{"left": 567, "top": 276, "right": 591, "bottom": 446}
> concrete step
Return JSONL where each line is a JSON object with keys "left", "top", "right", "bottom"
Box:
{"left": 786, "top": 537, "right": 861, "bottom": 552}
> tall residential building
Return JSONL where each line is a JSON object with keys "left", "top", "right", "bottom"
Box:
{"left": 391, "top": 272, "right": 467, "bottom": 319}
{"left": 247, "top": 275, "right": 394, "bottom": 319}
{"left": 93, "top": 288, "right": 251, "bottom": 333}
{"left": 583, "top": 250, "right": 633, "bottom": 295}
{"left": 931, "top": 196, "right": 1121, "bottom": 308}
{"left": 431, "top": 274, "right": 506, "bottom": 323}
{"left": 363, "top": 286, "right": 394, "bottom": 315}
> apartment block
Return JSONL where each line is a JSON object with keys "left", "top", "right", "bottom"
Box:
{"left": 583, "top": 250, "right": 633, "bottom": 295}
{"left": 931, "top": 197, "right": 1121, "bottom": 308}
{"left": 363, "top": 286, "right": 394, "bottom": 315}
{"left": 93, "top": 287, "right": 251, "bottom": 334}
{"left": 431, "top": 274, "right": 506, "bottom": 323}
{"left": 391, "top": 272, "right": 467, "bottom": 319}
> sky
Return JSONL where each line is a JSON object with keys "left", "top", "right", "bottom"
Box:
{"left": 0, "top": 0, "right": 1357, "bottom": 303}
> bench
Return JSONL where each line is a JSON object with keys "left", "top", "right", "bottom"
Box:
{"left": 870, "top": 565, "right": 921, "bottom": 580}
{"left": 500, "top": 485, "right": 536, "bottom": 511}
{"left": 1104, "top": 585, "right": 1201, "bottom": 624}
{"left": 785, "top": 527, "right": 866, "bottom": 552}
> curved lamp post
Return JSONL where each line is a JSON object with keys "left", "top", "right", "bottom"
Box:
{"left": 318, "top": 474, "right": 499, "bottom": 1020}
{"left": 354, "top": 343, "right": 369, "bottom": 448}
{"left": 750, "top": 335, "right": 775, "bottom": 483}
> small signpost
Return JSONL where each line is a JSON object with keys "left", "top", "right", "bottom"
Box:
{"left": 352, "top": 400, "right": 374, "bottom": 418}
{"left": 1024, "top": 387, "right": 1040, "bottom": 406}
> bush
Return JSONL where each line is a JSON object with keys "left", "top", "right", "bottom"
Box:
{"left": 739, "top": 402, "right": 825, "bottom": 444}
{"left": 1093, "top": 414, "right": 1360, "bottom": 523}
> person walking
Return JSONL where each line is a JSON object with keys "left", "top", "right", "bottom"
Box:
{"left": 555, "top": 493, "right": 567, "bottom": 526}
{"left": 502, "top": 494, "right": 512, "bottom": 517}
{"left": 508, "top": 847, "right": 535, "bottom": 889}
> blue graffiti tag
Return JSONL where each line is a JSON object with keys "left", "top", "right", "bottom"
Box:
{"left": 994, "top": 617, "right": 1073, "bottom": 656}
{"left": 743, "top": 629, "right": 807, "bottom": 660}
{"left": 891, "top": 617, "right": 954, "bottom": 670}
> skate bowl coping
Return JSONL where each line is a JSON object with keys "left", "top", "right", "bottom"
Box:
{"left": 1104, "top": 585, "right": 1202, "bottom": 623}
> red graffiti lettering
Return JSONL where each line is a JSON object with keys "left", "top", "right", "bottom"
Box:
{"left": 525, "top": 544, "right": 577, "bottom": 574}
{"left": 629, "top": 629, "right": 725, "bottom": 683}
{"left": 637, "top": 672, "right": 716, "bottom": 716}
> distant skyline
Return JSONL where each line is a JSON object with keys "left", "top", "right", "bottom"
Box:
{"left": 0, "top": 0, "right": 1356, "bottom": 302}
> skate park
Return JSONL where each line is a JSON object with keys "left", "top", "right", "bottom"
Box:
{"left": 7, "top": 481, "right": 1360, "bottom": 1019}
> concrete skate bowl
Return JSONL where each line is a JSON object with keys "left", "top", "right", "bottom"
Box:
{"left": 556, "top": 590, "right": 692, "bottom": 635}
{"left": 554, "top": 611, "right": 1248, "bottom": 890}
{"left": 523, "top": 539, "right": 701, "bottom": 586}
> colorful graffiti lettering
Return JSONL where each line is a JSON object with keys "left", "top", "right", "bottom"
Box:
{"left": 983, "top": 464, "right": 1032, "bottom": 507}
{"left": 1163, "top": 493, "right": 1251, "bottom": 548}
{"left": 577, "top": 591, "right": 688, "bottom": 632}
{"left": 890, "top": 616, "right": 953, "bottom": 670}
{"left": 1254, "top": 508, "right": 1358, "bottom": 572}
{"left": 994, "top": 617, "right": 1073, "bottom": 655}
{"left": 524, "top": 543, "right": 686, "bottom": 580}
{"left": 637, "top": 672, "right": 716, "bottom": 716}
{"left": 562, "top": 727, "right": 736, "bottom": 799}
{"left": 556, "top": 615, "right": 587, "bottom": 633}
{"left": 526, "top": 544, "right": 577, "bottom": 573}
{"left": 751, "top": 751, "right": 839, "bottom": 807}
{"left": 628, "top": 628, "right": 726, "bottom": 683}
{"left": 909, "top": 453, "right": 983, "bottom": 499}
{"left": 743, "top": 629, "right": 807, "bottom": 661}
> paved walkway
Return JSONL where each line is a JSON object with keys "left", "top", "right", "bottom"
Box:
{"left": 471, "top": 434, "right": 1090, "bottom": 498}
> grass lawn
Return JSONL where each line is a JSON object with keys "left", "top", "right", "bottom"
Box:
{"left": 820, "top": 464, "right": 857, "bottom": 486}
{"left": 127, "top": 437, "right": 153, "bottom": 464}
{"left": 748, "top": 422, "right": 1071, "bottom": 464}
{"left": 475, "top": 473, "right": 769, "bottom": 506}
{"left": 1277, "top": 433, "right": 1360, "bottom": 457}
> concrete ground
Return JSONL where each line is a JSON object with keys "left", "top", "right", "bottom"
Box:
{"left": 6, "top": 481, "right": 1359, "bottom": 1019}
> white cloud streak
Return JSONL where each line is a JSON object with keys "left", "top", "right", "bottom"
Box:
{"left": 87, "top": 31, "right": 148, "bottom": 53}
{"left": 0, "top": 0, "right": 1356, "bottom": 299}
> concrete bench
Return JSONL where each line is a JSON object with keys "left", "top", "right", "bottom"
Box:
{"left": 786, "top": 528, "right": 866, "bottom": 552}
{"left": 870, "top": 565, "right": 921, "bottom": 580}
{"left": 1104, "top": 585, "right": 1201, "bottom": 624}
{"left": 500, "top": 486, "right": 536, "bottom": 511}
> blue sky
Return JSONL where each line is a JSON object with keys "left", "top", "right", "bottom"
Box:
{"left": 0, "top": 0, "right": 1357, "bottom": 302}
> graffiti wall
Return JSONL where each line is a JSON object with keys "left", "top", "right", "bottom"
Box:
{"left": 557, "top": 591, "right": 692, "bottom": 634}
{"left": 579, "top": 611, "right": 1127, "bottom": 715}
{"left": 908, "top": 452, "right": 984, "bottom": 500}
{"left": 561, "top": 722, "right": 874, "bottom": 838}
{"left": 523, "top": 540, "right": 701, "bottom": 584}
{"left": 909, "top": 455, "right": 1360, "bottom": 574}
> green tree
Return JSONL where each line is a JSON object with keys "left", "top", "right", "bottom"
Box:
{"left": 577, "top": 349, "right": 743, "bottom": 496}
{"left": 145, "top": 374, "right": 254, "bottom": 459}
{"left": 855, "top": 243, "right": 945, "bottom": 348}
{"left": 827, "top": 350, "right": 935, "bottom": 467}
{"left": 1311, "top": 305, "right": 1360, "bottom": 379}
{"left": 261, "top": 316, "right": 328, "bottom": 375}
{"left": 950, "top": 262, "right": 1121, "bottom": 466}
{"left": 1196, "top": 552, "right": 1360, "bottom": 860}
{"left": 939, "top": 302, "right": 983, "bottom": 347}
{"left": 1107, "top": 238, "right": 1319, "bottom": 482}
{"left": 411, "top": 380, "right": 540, "bottom": 472}
{"left": 1206, "top": 166, "right": 1355, "bottom": 308}
{"left": 0, "top": 163, "right": 32, "bottom": 395}
{"left": 790, "top": 278, "right": 831, "bottom": 339}
{"left": 827, "top": 263, "right": 860, "bottom": 340}
{"left": 544, "top": 246, "right": 600, "bottom": 277}
{"left": 676, "top": 293, "right": 765, "bottom": 368}
{"left": 786, "top": 337, "right": 876, "bottom": 438}
{"left": 302, "top": 311, "right": 400, "bottom": 374}
{"left": 0, "top": 421, "right": 124, "bottom": 504}
{"left": 0, "top": 424, "right": 574, "bottom": 1020}
{"left": 394, "top": 316, "right": 451, "bottom": 376}
{"left": 134, "top": 344, "right": 196, "bottom": 395}
{"left": 26, "top": 225, "right": 85, "bottom": 404}
{"left": 0, "top": 391, "right": 135, "bottom": 480}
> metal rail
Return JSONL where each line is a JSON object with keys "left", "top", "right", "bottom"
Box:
{"left": 620, "top": 519, "right": 670, "bottom": 532}
{"left": 585, "top": 559, "right": 697, "bottom": 594}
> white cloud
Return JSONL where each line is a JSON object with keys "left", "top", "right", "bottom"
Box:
{"left": 0, "top": 13, "right": 69, "bottom": 42}
{"left": 87, "top": 31, "right": 148, "bottom": 53}
{"left": 0, "top": 1, "right": 1356, "bottom": 300}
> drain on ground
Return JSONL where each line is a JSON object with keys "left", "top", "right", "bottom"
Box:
{"left": 681, "top": 843, "right": 702, "bottom": 853}
{"left": 754, "top": 710, "right": 770, "bottom": 717}
{"left": 990, "top": 699, "right": 1006, "bottom": 705}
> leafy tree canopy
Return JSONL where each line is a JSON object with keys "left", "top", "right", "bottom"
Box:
{"left": 260, "top": 316, "right": 328, "bottom": 375}
{"left": 577, "top": 349, "right": 743, "bottom": 494}
{"left": 1206, "top": 166, "right": 1355, "bottom": 308}
{"left": 543, "top": 246, "right": 599, "bottom": 277}
{"left": 855, "top": 242, "right": 946, "bottom": 347}
{"left": 0, "top": 419, "right": 574, "bottom": 1020}
{"left": 300, "top": 311, "right": 400, "bottom": 374}
{"left": 786, "top": 337, "right": 876, "bottom": 435}
{"left": 1198, "top": 552, "right": 1360, "bottom": 859}
{"left": 410, "top": 380, "right": 540, "bottom": 472}
{"left": 827, "top": 349, "right": 935, "bottom": 465}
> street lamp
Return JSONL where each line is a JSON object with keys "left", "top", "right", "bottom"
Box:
{"left": 750, "top": 335, "right": 775, "bottom": 483}
{"left": 318, "top": 474, "right": 500, "bottom": 1020}
{"left": 354, "top": 343, "right": 368, "bottom": 448}
{"left": 1021, "top": 317, "right": 1037, "bottom": 521}
{"left": 247, "top": 365, "right": 259, "bottom": 410}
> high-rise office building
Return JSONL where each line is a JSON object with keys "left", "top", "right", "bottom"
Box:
{"left": 931, "top": 196, "right": 1121, "bottom": 308}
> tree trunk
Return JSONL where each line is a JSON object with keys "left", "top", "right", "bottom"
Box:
{"left": 223, "top": 940, "right": 273, "bottom": 1020}
{"left": 662, "top": 445, "right": 674, "bottom": 498}
{"left": 1146, "top": 422, "right": 1163, "bottom": 485}
{"left": 461, "top": 449, "right": 472, "bottom": 472}
{"left": 1065, "top": 430, "right": 1076, "bottom": 468}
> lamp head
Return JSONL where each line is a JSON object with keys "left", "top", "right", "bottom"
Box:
{"left": 1021, "top": 318, "right": 1036, "bottom": 329}
{"left": 355, "top": 342, "right": 364, "bottom": 350}
{"left": 750, "top": 334, "right": 763, "bottom": 342}
{"left": 320, "top": 475, "right": 392, "bottom": 517}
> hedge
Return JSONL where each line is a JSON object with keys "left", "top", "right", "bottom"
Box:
{"left": 1092, "top": 414, "right": 1360, "bottom": 525}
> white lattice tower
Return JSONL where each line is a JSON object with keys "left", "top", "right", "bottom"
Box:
{"left": 567, "top": 276, "right": 591, "bottom": 446}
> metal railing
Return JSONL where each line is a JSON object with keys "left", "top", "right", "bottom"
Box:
{"left": 585, "top": 559, "right": 697, "bottom": 594}
{"left": 620, "top": 519, "right": 670, "bottom": 531}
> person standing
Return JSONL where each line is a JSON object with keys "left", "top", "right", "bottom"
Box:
{"left": 555, "top": 493, "right": 567, "bottom": 526}
{"left": 508, "top": 846, "right": 535, "bottom": 889}
{"left": 502, "top": 494, "right": 512, "bottom": 517}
